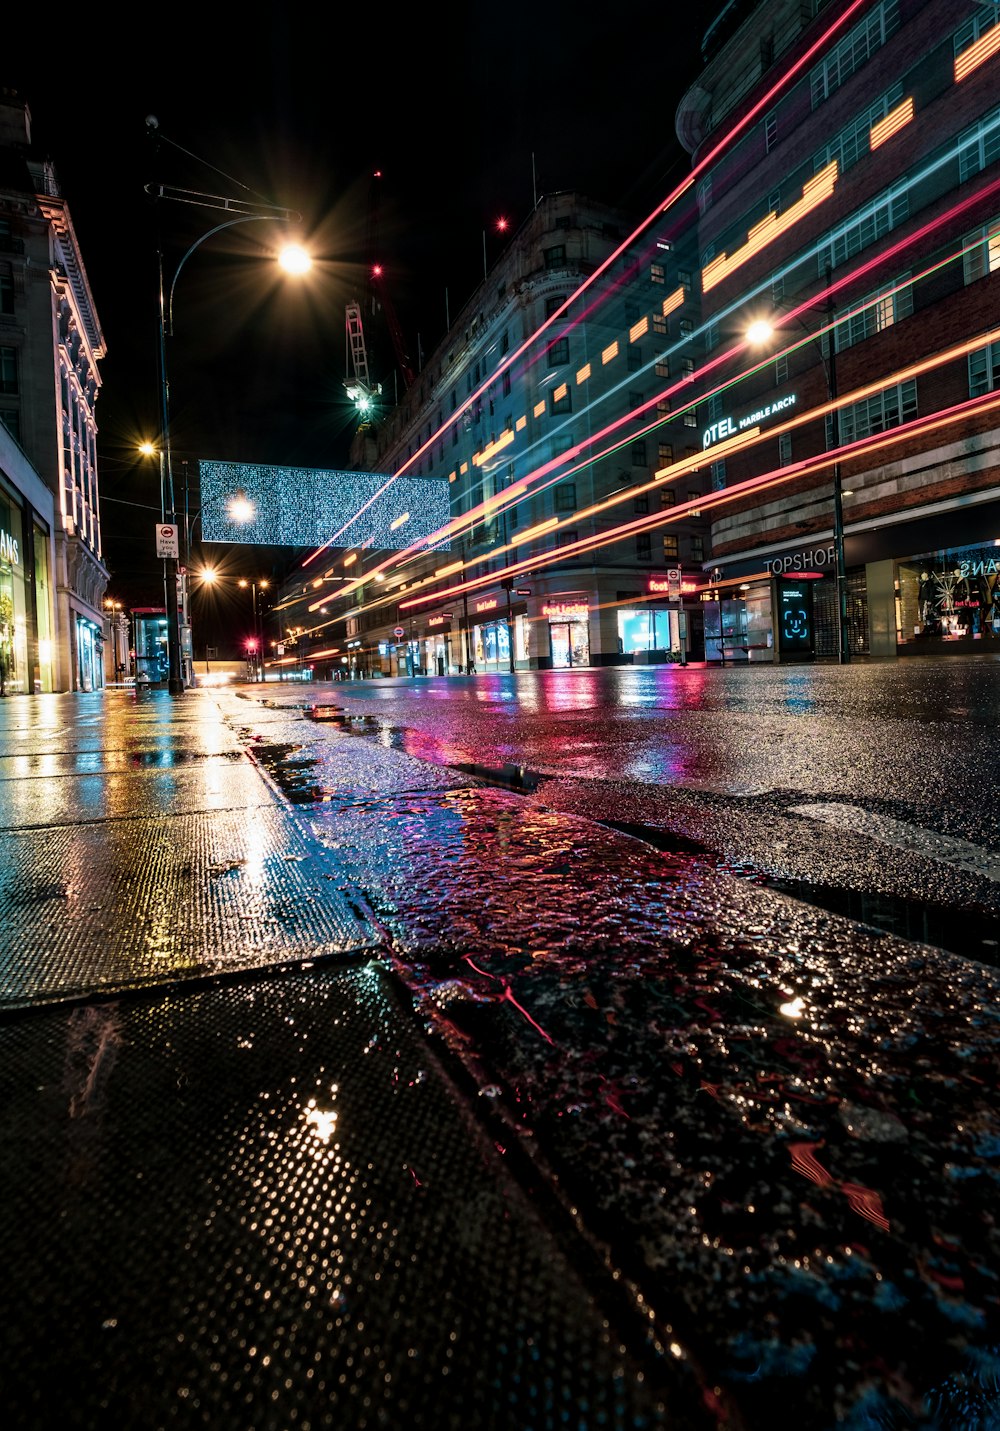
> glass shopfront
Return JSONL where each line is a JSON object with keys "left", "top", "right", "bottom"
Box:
{"left": 896, "top": 540, "right": 1000, "bottom": 648}
{"left": 0, "top": 489, "right": 27, "bottom": 695}
{"left": 618, "top": 606, "right": 682, "bottom": 659}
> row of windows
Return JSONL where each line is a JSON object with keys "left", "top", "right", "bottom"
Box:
{"left": 809, "top": 0, "right": 900, "bottom": 109}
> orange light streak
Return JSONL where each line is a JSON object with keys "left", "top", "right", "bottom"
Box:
{"left": 955, "top": 23, "right": 1000, "bottom": 82}
{"left": 299, "top": 3, "right": 871, "bottom": 571}
{"left": 702, "top": 161, "right": 839, "bottom": 293}
{"left": 398, "top": 388, "right": 1000, "bottom": 613}
{"left": 869, "top": 96, "right": 914, "bottom": 150}
{"left": 661, "top": 285, "right": 685, "bottom": 318}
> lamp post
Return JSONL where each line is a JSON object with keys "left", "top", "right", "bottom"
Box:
{"left": 145, "top": 116, "right": 312, "bottom": 695}
{"left": 746, "top": 264, "right": 850, "bottom": 664}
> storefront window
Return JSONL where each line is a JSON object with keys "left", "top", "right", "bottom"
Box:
{"left": 33, "top": 520, "right": 53, "bottom": 691}
{"left": 618, "top": 608, "right": 678, "bottom": 654}
{"left": 897, "top": 541, "right": 1000, "bottom": 644}
{"left": 0, "top": 490, "right": 26, "bottom": 695}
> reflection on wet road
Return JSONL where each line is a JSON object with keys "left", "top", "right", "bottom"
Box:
{"left": 234, "top": 666, "right": 1000, "bottom": 1431}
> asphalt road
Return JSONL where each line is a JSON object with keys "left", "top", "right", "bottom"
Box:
{"left": 254, "top": 655, "right": 1000, "bottom": 966}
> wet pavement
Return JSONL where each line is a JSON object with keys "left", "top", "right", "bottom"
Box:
{"left": 2, "top": 678, "right": 999, "bottom": 1429}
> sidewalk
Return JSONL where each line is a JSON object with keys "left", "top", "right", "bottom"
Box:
{"left": 0, "top": 688, "right": 710, "bottom": 1431}
{"left": 2, "top": 684, "right": 999, "bottom": 1431}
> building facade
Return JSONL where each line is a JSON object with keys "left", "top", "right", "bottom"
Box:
{"left": 676, "top": 0, "right": 1000, "bottom": 660}
{"left": 280, "top": 192, "right": 711, "bottom": 676}
{"left": 0, "top": 90, "right": 108, "bottom": 692}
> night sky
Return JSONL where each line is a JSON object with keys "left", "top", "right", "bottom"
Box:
{"left": 8, "top": 3, "right": 711, "bottom": 618}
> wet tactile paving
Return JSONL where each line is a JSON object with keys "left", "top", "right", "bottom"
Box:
{"left": 0, "top": 967, "right": 709, "bottom": 1430}
{"left": 0, "top": 808, "right": 379, "bottom": 1007}
{"left": 0, "top": 758, "right": 270, "bottom": 828}
{"left": 294, "top": 783, "right": 1000, "bottom": 1430}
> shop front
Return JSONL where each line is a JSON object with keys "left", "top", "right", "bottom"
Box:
{"left": 894, "top": 539, "right": 1000, "bottom": 653}
{"left": 541, "top": 598, "right": 590, "bottom": 669}
{"left": 0, "top": 460, "right": 56, "bottom": 695}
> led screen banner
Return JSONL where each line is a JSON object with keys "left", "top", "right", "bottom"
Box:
{"left": 198, "top": 461, "right": 452, "bottom": 552}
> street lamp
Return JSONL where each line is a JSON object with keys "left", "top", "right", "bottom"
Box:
{"left": 746, "top": 265, "right": 850, "bottom": 664}
{"left": 145, "top": 117, "right": 312, "bottom": 694}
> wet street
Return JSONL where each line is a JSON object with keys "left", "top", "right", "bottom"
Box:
{"left": 2, "top": 658, "right": 999, "bottom": 1430}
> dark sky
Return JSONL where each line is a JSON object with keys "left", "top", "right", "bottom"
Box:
{"left": 8, "top": 3, "right": 711, "bottom": 612}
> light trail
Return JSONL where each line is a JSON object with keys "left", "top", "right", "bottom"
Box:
{"left": 299, "top": 0, "right": 873, "bottom": 568}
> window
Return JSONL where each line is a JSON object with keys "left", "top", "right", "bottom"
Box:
{"left": 813, "top": 85, "right": 903, "bottom": 177}
{"left": 661, "top": 488, "right": 676, "bottom": 507}
{"left": 964, "top": 216, "right": 1000, "bottom": 283}
{"left": 697, "top": 176, "right": 712, "bottom": 215}
{"left": 554, "top": 482, "right": 577, "bottom": 512}
{"left": 0, "top": 346, "right": 18, "bottom": 395}
{"left": 683, "top": 410, "right": 697, "bottom": 427}
{"left": 0, "top": 264, "right": 13, "bottom": 316}
{"left": 824, "top": 183, "right": 908, "bottom": 271}
{"left": 548, "top": 337, "right": 570, "bottom": 366}
{"left": 955, "top": 6, "right": 1000, "bottom": 58}
{"left": 681, "top": 358, "right": 695, "bottom": 377}
{"left": 628, "top": 345, "right": 643, "bottom": 371}
{"left": 655, "top": 358, "right": 670, "bottom": 378}
{"left": 0, "top": 409, "right": 20, "bottom": 442}
{"left": 662, "top": 535, "right": 679, "bottom": 559}
{"left": 764, "top": 112, "right": 777, "bottom": 152}
{"left": 810, "top": 0, "right": 900, "bottom": 108}
{"left": 711, "top": 460, "right": 726, "bottom": 490}
{"left": 775, "top": 355, "right": 789, "bottom": 384}
{"left": 631, "top": 439, "right": 647, "bottom": 465}
{"left": 636, "top": 532, "right": 652, "bottom": 561}
{"left": 633, "top": 492, "right": 649, "bottom": 514}
{"left": 969, "top": 341, "right": 1000, "bottom": 398}
{"left": 957, "top": 107, "right": 1000, "bottom": 185}
{"left": 678, "top": 270, "right": 692, "bottom": 290}
{"left": 650, "top": 262, "right": 665, "bottom": 284}
{"left": 705, "top": 322, "right": 720, "bottom": 353}
{"left": 502, "top": 370, "right": 511, "bottom": 397}
{"left": 653, "top": 313, "right": 667, "bottom": 335}
{"left": 656, "top": 399, "right": 670, "bottom": 418}
{"left": 556, "top": 529, "right": 578, "bottom": 549}
{"left": 679, "top": 319, "right": 694, "bottom": 336}
{"left": 550, "top": 383, "right": 572, "bottom": 414}
{"left": 629, "top": 390, "right": 644, "bottom": 412}
{"left": 544, "top": 245, "right": 566, "bottom": 271}
{"left": 658, "top": 442, "right": 674, "bottom": 466}
{"left": 707, "top": 393, "right": 724, "bottom": 423}
{"left": 687, "top": 488, "right": 702, "bottom": 505}
{"left": 689, "top": 536, "right": 704, "bottom": 562}
{"left": 836, "top": 274, "right": 913, "bottom": 350}
{"left": 779, "top": 432, "right": 792, "bottom": 466}
{"left": 545, "top": 295, "right": 565, "bottom": 318}
{"left": 625, "top": 301, "right": 640, "bottom": 323}
{"left": 831, "top": 377, "right": 917, "bottom": 444}
{"left": 771, "top": 272, "right": 785, "bottom": 305}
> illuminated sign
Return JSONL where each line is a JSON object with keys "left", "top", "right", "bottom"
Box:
{"left": 703, "top": 393, "right": 796, "bottom": 450}
{"left": 542, "top": 602, "right": 589, "bottom": 619}
{"left": 475, "top": 597, "right": 498, "bottom": 613}
{"left": 778, "top": 581, "right": 814, "bottom": 653}
{"left": 767, "top": 544, "right": 835, "bottom": 575}
{"left": 428, "top": 614, "right": 453, "bottom": 627}
{"left": 0, "top": 528, "right": 19, "bottom": 565}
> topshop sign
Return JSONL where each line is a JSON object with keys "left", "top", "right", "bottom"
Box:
{"left": 766, "top": 544, "right": 835, "bottom": 576}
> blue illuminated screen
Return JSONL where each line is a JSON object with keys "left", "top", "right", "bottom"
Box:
{"left": 198, "top": 461, "right": 451, "bottom": 551}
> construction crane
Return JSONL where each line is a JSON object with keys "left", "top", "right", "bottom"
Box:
{"left": 344, "top": 299, "right": 381, "bottom": 427}
{"left": 344, "top": 171, "right": 414, "bottom": 429}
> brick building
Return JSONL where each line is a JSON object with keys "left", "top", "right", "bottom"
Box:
{"left": 676, "top": 0, "right": 1000, "bottom": 659}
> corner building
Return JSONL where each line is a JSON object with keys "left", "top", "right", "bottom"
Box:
{"left": 298, "top": 191, "right": 712, "bottom": 676}
{"left": 676, "top": 0, "right": 1000, "bottom": 659}
{"left": 0, "top": 91, "right": 108, "bottom": 692}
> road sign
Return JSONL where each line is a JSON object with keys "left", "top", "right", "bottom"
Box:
{"left": 155, "top": 523, "right": 179, "bottom": 559}
{"left": 667, "top": 567, "right": 682, "bottom": 601}
{"left": 515, "top": 588, "right": 532, "bottom": 596}
{"left": 393, "top": 626, "right": 405, "bottom": 638}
